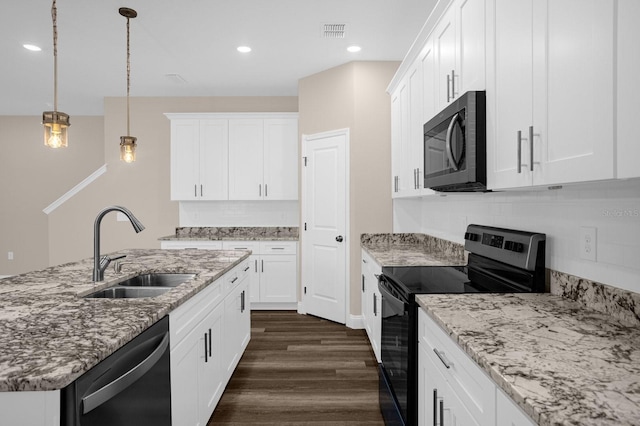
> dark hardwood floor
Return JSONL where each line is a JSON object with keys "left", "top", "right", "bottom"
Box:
{"left": 208, "top": 311, "right": 384, "bottom": 425}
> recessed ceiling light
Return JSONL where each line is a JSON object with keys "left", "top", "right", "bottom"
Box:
{"left": 23, "top": 44, "right": 42, "bottom": 52}
{"left": 237, "top": 46, "right": 252, "bottom": 53}
{"left": 347, "top": 45, "right": 362, "bottom": 53}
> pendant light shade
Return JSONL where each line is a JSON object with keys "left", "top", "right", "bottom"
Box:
{"left": 119, "top": 7, "right": 137, "bottom": 163}
{"left": 43, "top": 0, "right": 70, "bottom": 148}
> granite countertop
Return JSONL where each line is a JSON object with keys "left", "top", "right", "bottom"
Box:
{"left": 361, "top": 232, "right": 467, "bottom": 266}
{"left": 0, "top": 248, "right": 249, "bottom": 392}
{"left": 159, "top": 226, "right": 299, "bottom": 241}
{"left": 416, "top": 293, "right": 640, "bottom": 426}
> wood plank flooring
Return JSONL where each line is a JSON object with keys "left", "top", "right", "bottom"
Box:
{"left": 208, "top": 311, "right": 384, "bottom": 425}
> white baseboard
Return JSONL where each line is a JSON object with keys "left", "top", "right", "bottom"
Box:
{"left": 347, "top": 314, "right": 365, "bottom": 330}
{"left": 250, "top": 302, "right": 297, "bottom": 311}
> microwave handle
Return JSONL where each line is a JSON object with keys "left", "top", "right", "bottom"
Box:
{"left": 445, "top": 113, "right": 462, "bottom": 171}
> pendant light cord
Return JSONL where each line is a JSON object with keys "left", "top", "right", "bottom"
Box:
{"left": 51, "top": 0, "right": 58, "bottom": 112}
{"left": 126, "top": 15, "right": 131, "bottom": 136}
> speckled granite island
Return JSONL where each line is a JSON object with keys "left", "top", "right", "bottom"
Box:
{"left": 417, "top": 292, "right": 640, "bottom": 426}
{"left": 0, "top": 248, "right": 249, "bottom": 392}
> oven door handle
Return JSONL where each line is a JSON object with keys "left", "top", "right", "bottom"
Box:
{"left": 445, "top": 112, "right": 463, "bottom": 171}
{"left": 82, "top": 331, "right": 170, "bottom": 414}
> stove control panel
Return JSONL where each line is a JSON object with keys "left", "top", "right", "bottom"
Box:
{"left": 464, "top": 224, "right": 545, "bottom": 271}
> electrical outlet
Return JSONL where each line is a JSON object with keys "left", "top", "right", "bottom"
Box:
{"left": 579, "top": 226, "right": 597, "bottom": 261}
{"left": 7, "top": 251, "right": 14, "bottom": 261}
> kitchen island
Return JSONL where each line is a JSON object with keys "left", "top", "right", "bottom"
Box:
{"left": 0, "top": 248, "right": 250, "bottom": 424}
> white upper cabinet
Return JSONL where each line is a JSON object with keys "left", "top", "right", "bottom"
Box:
{"left": 167, "top": 113, "right": 298, "bottom": 201}
{"left": 487, "top": 0, "right": 615, "bottom": 190}
{"left": 170, "top": 119, "right": 228, "bottom": 200}
{"left": 617, "top": 0, "right": 640, "bottom": 179}
{"left": 229, "top": 117, "right": 298, "bottom": 200}
{"left": 434, "top": 0, "right": 486, "bottom": 112}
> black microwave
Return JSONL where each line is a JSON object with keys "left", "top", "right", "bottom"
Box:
{"left": 423, "top": 91, "right": 486, "bottom": 192}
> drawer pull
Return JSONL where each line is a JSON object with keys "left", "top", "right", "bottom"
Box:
{"left": 270, "top": 247, "right": 285, "bottom": 250}
{"left": 231, "top": 277, "right": 238, "bottom": 283}
{"left": 243, "top": 266, "right": 250, "bottom": 272}
{"left": 434, "top": 348, "right": 453, "bottom": 369}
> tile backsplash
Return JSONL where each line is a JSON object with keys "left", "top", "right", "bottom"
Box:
{"left": 179, "top": 200, "right": 299, "bottom": 227}
{"left": 393, "top": 179, "right": 640, "bottom": 294}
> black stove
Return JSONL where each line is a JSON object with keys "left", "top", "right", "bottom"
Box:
{"left": 378, "top": 224, "right": 546, "bottom": 426}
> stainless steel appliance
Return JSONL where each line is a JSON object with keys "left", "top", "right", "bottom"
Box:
{"left": 378, "top": 225, "right": 546, "bottom": 425}
{"left": 423, "top": 91, "right": 486, "bottom": 192}
{"left": 61, "top": 316, "right": 171, "bottom": 425}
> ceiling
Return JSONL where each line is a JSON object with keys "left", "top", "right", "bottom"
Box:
{"left": 2, "top": 0, "right": 436, "bottom": 116}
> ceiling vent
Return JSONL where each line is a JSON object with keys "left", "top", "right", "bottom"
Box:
{"left": 322, "top": 23, "right": 347, "bottom": 38}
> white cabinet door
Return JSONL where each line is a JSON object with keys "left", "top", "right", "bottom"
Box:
{"left": 228, "top": 119, "right": 264, "bottom": 200}
{"left": 434, "top": 6, "right": 458, "bottom": 111}
{"left": 224, "top": 274, "right": 250, "bottom": 378}
{"left": 456, "top": 0, "right": 486, "bottom": 95}
{"left": 171, "top": 324, "right": 204, "bottom": 426}
{"left": 361, "top": 251, "right": 382, "bottom": 362}
{"left": 617, "top": 0, "right": 640, "bottom": 179}
{"left": 170, "top": 119, "right": 228, "bottom": 200}
{"left": 535, "top": 0, "right": 614, "bottom": 185}
{"left": 264, "top": 119, "right": 298, "bottom": 200}
{"left": 171, "top": 119, "right": 201, "bottom": 201}
{"left": 391, "top": 81, "right": 414, "bottom": 198}
{"left": 260, "top": 254, "right": 297, "bottom": 303}
{"left": 199, "top": 302, "right": 226, "bottom": 423}
{"left": 488, "top": 0, "right": 615, "bottom": 190}
{"left": 199, "top": 120, "right": 229, "bottom": 200}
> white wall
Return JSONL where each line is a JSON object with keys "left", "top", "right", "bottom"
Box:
{"left": 179, "top": 201, "right": 299, "bottom": 227}
{"left": 393, "top": 179, "right": 640, "bottom": 294}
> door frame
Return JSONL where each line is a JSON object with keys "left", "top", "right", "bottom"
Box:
{"left": 298, "top": 128, "right": 351, "bottom": 325}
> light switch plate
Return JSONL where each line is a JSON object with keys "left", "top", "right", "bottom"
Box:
{"left": 579, "top": 226, "right": 597, "bottom": 262}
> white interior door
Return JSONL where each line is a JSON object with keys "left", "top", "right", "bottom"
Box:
{"left": 301, "top": 129, "right": 348, "bottom": 324}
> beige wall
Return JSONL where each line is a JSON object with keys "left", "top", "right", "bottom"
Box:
{"left": 2, "top": 97, "right": 297, "bottom": 274}
{"left": 298, "top": 61, "right": 395, "bottom": 317}
{"left": 0, "top": 116, "right": 104, "bottom": 275}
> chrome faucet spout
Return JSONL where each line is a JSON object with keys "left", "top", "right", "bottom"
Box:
{"left": 93, "top": 206, "right": 145, "bottom": 282}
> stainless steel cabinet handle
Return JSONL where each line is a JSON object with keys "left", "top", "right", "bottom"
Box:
{"left": 200, "top": 184, "right": 203, "bottom": 197}
{"left": 451, "top": 69, "right": 456, "bottom": 99}
{"left": 433, "top": 348, "right": 453, "bottom": 369}
{"left": 440, "top": 398, "right": 445, "bottom": 426}
{"left": 82, "top": 332, "right": 169, "bottom": 414}
{"left": 433, "top": 389, "right": 438, "bottom": 426}
{"left": 362, "top": 275, "right": 365, "bottom": 293}
{"left": 529, "top": 125, "right": 534, "bottom": 172}
{"left": 208, "top": 328, "right": 212, "bottom": 357}
{"left": 255, "top": 259, "right": 258, "bottom": 272}
{"left": 373, "top": 293, "right": 377, "bottom": 316}
{"left": 261, "top": 259, "right": 264, "bottom": 273}
{"left": 204, "top": 332, "right": 208, "bottom": 362}
{"left": 265, "top": 184, "right": 268, "bottom": 197}
{"left": 231, "top": 277, "right": 238, "bottom": 283}
{"left": 259, "top": 184, "right": 262, "bottom": 197}
{"left": 447, "top": 74, "right": 451, "bottom": 102}
{"left": 241, "top": 290, "right": 245, "bottom": 312}
{"left": 517, "top": 130, "right": 523, "bottom": 173}
{"left": 416, "top": 168, "right": 420, "bottom": 189}
{"left": 194, "top": 184, "right": 197, "bottom": 197}
{"left": 243, "top": 266, "right": 250, "bottom": 272}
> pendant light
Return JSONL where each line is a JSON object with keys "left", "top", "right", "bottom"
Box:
{"left": 119, "top": 7, "right": 137, "bottom": 163}
{"left": 42, "top": 0, "right": 70, "bottom": 149}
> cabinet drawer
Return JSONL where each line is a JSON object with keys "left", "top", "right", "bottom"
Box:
{"left": 161, "top": 241, "right": 223, "bottom": 250}
{"left": 221, "top": 241, "right": 260, "bottom": 252}
{"left": 419, "top": 309, "right": 496, "bottom": 426}
{"left": 170, "top": 279, "right": 224, "bottom": 348}
{"left": 225, "top": 259, "right": 250, "bottom": 292}
{"left": 259, "top": 241, "right": 297, "bottom": 254}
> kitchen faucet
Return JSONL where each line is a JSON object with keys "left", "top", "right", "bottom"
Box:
{"left": 93, "top": 205, "right": 145, "bottom": 281}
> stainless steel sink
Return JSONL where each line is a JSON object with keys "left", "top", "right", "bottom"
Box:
{"left": 85, "top": 287, "right": 171, "bottom": 299}
{"left": 83, "top": 272, "right": 197, "bottom": 299}
{"left": 116, "top": 273, "right": 197, "bottom": 287}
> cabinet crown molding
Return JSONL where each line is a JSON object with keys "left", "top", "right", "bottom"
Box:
{"left": 164, "top": 112, "right": 299, "bottom": 121}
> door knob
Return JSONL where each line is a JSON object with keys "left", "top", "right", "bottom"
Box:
{"left": 336, "top": 235, "right": 344, "bottom": 242}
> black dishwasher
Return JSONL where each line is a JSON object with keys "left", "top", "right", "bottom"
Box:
{"left": 61, "top": 316, "right": 171, "bottom": 426}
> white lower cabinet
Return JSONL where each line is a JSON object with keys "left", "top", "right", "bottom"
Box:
{"left": 223, "top": 241, "right": 298, "bottom": 309}
{"left": 418, "top": 308, "right": 534, "bottom": 426}
{"left": 361, "top": 250, "right": 382, "bottom": 362}
{"left": 170, "top": 260, "right": 250, "bottom": 426}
